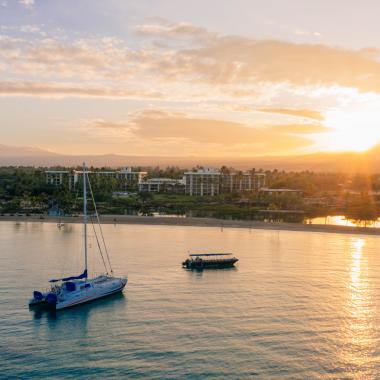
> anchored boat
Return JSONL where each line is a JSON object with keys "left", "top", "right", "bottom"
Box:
{"left": 182, "top": 253, "right": 238, "bottom": 270}
{"left": 29, "top": 163, "right": 127, "bottom": 310}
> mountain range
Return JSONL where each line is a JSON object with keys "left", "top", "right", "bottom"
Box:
{"left": 1, "top": 144, "right": 380, "bottom": 172}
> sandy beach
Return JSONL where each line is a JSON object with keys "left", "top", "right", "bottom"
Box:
{"left": 1, "top": 214, "right": 380, "bottom": 236}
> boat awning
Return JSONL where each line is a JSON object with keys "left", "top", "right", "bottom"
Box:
{"left": 189, "top": 253, "right": 233, "bottom": 257}
{"left": 49, "top": 269, "right": 87, "bottom": 283}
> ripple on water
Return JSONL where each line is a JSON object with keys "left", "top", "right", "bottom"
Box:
{"left": 1, "top": 222, "right": 380, "bottom": 378}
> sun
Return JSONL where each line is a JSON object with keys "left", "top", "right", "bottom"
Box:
{"left": 321, "top": 110, "right": 380, "bottom": 152}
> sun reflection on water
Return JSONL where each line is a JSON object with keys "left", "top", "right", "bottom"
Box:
{"left": 307, "top": 216, "right": 380, "bottom": 228}
{"left": 341, "top": 238, "right": 375, "bottom": 377}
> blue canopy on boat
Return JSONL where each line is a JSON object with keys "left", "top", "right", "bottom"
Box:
{"left": 49, "top": 270, "right": 87, "bottom": 283}
{"left": 189, "top": 253, "right": 232, "bottom": 257}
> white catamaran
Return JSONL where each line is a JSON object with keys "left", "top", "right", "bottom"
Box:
{"left": 29, "top": 163, "right": 127, "bottom": 310}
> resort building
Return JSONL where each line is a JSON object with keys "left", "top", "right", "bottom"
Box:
{"left": 184, "top": 168, "right": 221, "bottom": 196}
{"left": 46, "top": 166, "right": 266, "bottom": 197}
{"left": 220, "top": 172, "right": 266, "bottom": 193}
{"left": 45, "top": 170, "right": 71, "bottom": 187}
{"left": 116, "top": 167, "right": 148, "bottom": 185}
{"left": 252, "top": 173, "right": 266, "bottom": 191}
{"left": 138, "top": 178, "right": 185, "bottom": 193}
{"left": 46, "top": 167, "right": 147, "bottom": 190}
{"left": 72, "top": 167, "right": 147, "bottom": 189}
{"left": 185, "top": 168, "right": 267, "bottom": 196}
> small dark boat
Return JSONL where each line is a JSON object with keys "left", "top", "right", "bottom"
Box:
{"left": 182, "top": 253, "right": 238, "bottom": 270}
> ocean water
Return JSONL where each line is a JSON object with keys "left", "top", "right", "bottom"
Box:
{"left": 1, "top": 221, "right": 380, "bottom": 379}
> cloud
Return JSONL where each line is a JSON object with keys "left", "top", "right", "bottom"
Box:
{"left": 0, "top": 35, "right": 144, "bottom": 83}
{"left": 133, "top": 20, "right": 380, "bottom": 93}
{"left": 0, "top": 81, "right": 163, "bottom": 99}
{"left": 259, "top": 108, "right": 324, "bottom": 121}
{"left": 20, "top": 25, "right": 41, "bottom": 34}
{"left": 89, "top": 110, "right": 326, "bottom": 155}
{"left": 172, "top": 38, "right": 380, "bottom": 93}
{"left": 2, "top": 19, "right": 380, "bottom": 108}
{"left": 266, "top": 123, "right": 328, "bottom": 134}
{"left": 19, "top": 0, "right": 34, "bottom": 8}
{"left": 135, "top": 21, "right": 215, "bottom": 42}
{"left": 293, "top": 28, "right": 321, "bottom": 37}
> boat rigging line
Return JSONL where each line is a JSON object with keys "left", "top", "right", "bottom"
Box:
{"left": 89, "top": 214, "right": 110, "bottom": 275}
{"left": 87, "top": 172, "right": 114, "bottom": 275}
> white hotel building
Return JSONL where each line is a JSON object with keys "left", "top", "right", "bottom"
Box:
{"left": 138, "top": 178, "right": 185, "bottom": 193}
{"left": 45, "top": 170, "right": 71, "bottom": 187}
{"left": 184, "top": 168, "right": 221, "bottom": 196}
{"left": 46, "top": 167, "right": 266, "bottom": 196}
{"left": 184, "top": 168, "right": 266, "bottom": 196}
{"left": 46, "top": 167, "right": 147, "bottom": 190}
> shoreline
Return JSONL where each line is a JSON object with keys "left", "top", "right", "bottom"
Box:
{"left": 1, "top": 214, "right": 380, "bottom": 236}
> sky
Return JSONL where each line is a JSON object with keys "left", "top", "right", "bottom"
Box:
{"left": 1, "top": 0, "right": 380, "bottom": 157}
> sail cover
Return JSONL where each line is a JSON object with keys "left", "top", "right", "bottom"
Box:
{"left": 49, "top": 270, "right": 87, "bottom": 283}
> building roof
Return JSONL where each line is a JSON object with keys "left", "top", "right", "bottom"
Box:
{"left": 140, "top": 178, "right": 184, "bottom": 184}
{"left": 184, "top": 168, "right": 220, "bottom": 175}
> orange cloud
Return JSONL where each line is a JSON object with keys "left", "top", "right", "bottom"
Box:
{"left": 259, "top": 108, "right": 324, "bottom": 121}
{"left": 266, "top": 124, "right": 329, "bottom": 133}
{"left": 135, "top": 20, "right": 215, "bottom": 42}
{"left": 0, "top": 81, "right": 163, "bottom": 99}
{"left": 134, "top": 20, "right": 380, "bottom": 93}
{"left": 169, "top": 39, "right": 380, "bottom": 93}
{"left": 90, "top": 110, "right": 327, "bottom": 155}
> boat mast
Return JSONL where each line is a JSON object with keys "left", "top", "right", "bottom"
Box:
{"left": 83, "top": 162, "right": 88, "bottom": 280}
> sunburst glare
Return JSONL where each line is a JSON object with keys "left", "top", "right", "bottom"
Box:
{"left": 321, "top": 110, "right": 380, "bottom": 152}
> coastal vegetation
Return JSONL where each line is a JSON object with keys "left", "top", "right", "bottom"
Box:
{"left": 1, "top": 166, "right": 380, "bottom": 224}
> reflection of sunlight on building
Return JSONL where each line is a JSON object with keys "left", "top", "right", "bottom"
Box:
{"left": 341, "top": 238, "right": 375, "bottom": 376}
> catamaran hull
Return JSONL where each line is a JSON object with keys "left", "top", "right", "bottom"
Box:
{"left": 29, "top": 299, "right": 50, "bottom": 308}
{"left": 29, "top": 278, "right": 127, "bottom": 310}
{"left": 55, "top": 282, "right": 126, "bottom": 310}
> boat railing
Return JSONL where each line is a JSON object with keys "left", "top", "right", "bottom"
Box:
{"left": 188, "top": 253, "right": 235, "bottom": 261}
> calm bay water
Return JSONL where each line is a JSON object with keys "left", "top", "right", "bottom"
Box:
{"left": 1, "top": 221, "right": 380, "bottom": 379}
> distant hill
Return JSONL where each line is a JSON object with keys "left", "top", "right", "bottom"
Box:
{"left": 0, "top": 144, "right": 58, "bottom": 157}
{"left": 0, "top": 144, "right": 380, "bottom": 172}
